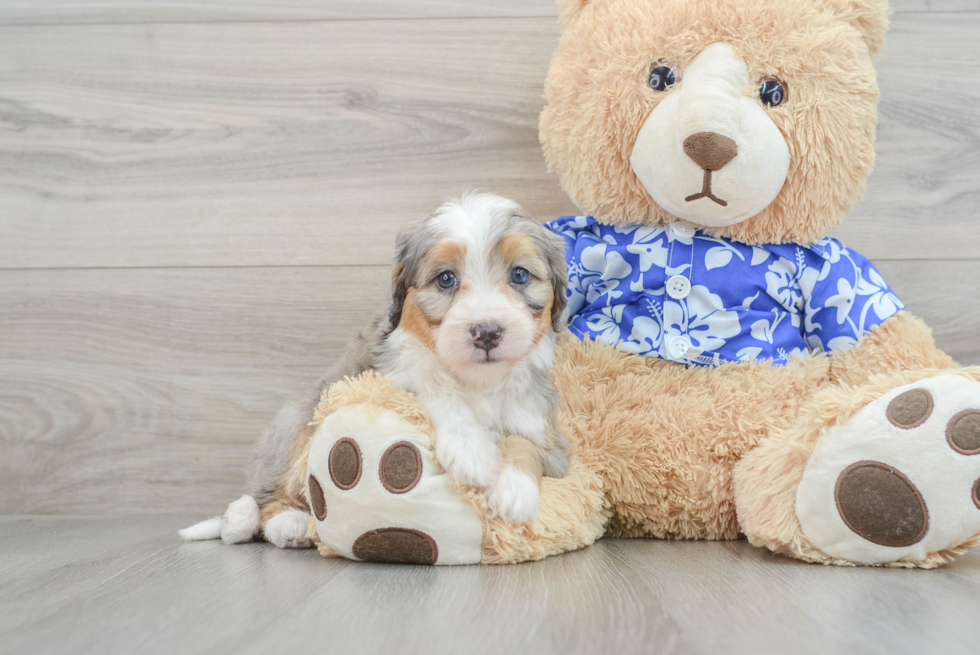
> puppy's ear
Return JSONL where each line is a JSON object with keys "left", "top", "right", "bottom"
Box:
{"left": 522, "top": 220, "right": 569, "bottom": 333}
{"left": 542, "top": 230, "right": 569, "bottom": 332}
{"left": 386, "top": 262, "right": 409, "bottom": 333}
{"left": 385, "top": 223, "right": 425, "bottom": 334}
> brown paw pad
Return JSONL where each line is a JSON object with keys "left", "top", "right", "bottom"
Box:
{"left": 974, "top": 478, "right": 980, "bottom": 511}
{"left": 351, "top": 528, "right": 438, "bottom": 564}
{"left": 835, "top": 461, "right": 929, "bottom": 548}
{"left": 946, "top": 410, "right": 980, "bottom": 456}
{"left": 329, "top": 438, "right": 362, "bottom": 490}
{"left": 308, "top": 474, "right": 327, "bottom": 521}
{"left": 886, "top": 388, "right": 934, "bottom": 429}
{"left": 379, "top": 441, "right": 422, "bottom": 494}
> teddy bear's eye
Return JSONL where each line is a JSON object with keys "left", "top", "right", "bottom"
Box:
{"left": 648, "top": 61, "right": 677, "bottom": 92}
{"left": 760, "top": 78, "right": 787, "bottom": 107}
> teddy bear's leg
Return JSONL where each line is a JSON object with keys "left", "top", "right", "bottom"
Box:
{"left": 827, "top": 311, "right": 955, "bottom": 387}
{"left": 305, "top": 402, "right": 485, "bottom": 565}
{"left": 735, "top": 368, "right": 980, "bottom": 567}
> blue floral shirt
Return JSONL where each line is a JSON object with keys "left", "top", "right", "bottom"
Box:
{"left": 545, "top": 216, "right": 904, "bottom": 367}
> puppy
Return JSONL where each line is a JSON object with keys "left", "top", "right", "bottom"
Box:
{"left": 377, "top": 193, "right": 571, "bottom": 516}
{"left": 180, "top": 193, "right": 570, "bottom": 548}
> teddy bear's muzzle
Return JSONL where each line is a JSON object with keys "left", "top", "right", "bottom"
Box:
{"left": 630, "top": 42, "right": 790, "bottom": 228}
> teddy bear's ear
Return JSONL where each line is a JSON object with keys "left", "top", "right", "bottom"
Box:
{"left": 824, "top": 0, "right": 889, "bottom": 56}
{"left": 556, "top": 0, "right": 590, "bottom": 24}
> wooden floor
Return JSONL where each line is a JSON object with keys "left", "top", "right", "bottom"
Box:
{"left": 2, "top": 516, "right": 979, "bottom": 655}
{"left": 3, "top": 1, "right": 980, "bottom": 653}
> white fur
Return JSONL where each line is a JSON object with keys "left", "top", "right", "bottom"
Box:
{"left": 486, "top": 466, "right": 541, "bottom": 523}
{"left": 179, "top": 494, "right": 260, "bottom": 544}
{"left": 383, "top": 332, "right": 558, "bottom": 488}
{"left": 264, "top": 509, "right": 315, "bottom": 549}
{"left": 378, "top": 194, "right": 563, "bottom": 518}
{"left": 631, "top": 42, "right": 790, "bottom": 227}
{"left": 178, "top": 516, "right": 222, "bottom": 541}
{"left": 220, "top": 494, "right": 261, "bottom": 544}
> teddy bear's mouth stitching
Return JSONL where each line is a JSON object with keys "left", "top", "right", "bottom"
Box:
{"left": 684, "top": 169, "right": 728, "bottom": 207}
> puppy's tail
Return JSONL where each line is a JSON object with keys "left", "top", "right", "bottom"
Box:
{"left": 178, "top": 494, "right": 261, "bottom": 544}
{"left": 178, "top": 517, "right": 222, "bottom": 541}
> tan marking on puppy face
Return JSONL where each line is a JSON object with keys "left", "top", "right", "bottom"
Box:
{"left": 396, "top": 239, "right": 468, "bottom": 351}
{"left": 494, "top": 231, "right": 555, "bottom": 344}
{"left": 419, "top": 239, "right": 467, "bottom": 283}
{"left": 498, "top": 232, "right": 549, "bottom": 279}
{"left": 533, "top": 294, "right": 555, "bottom": 343}
{"left": 398, "top": 287, "right": 436, "bottom": 350}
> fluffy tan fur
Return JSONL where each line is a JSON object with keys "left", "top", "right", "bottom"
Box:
{"left": 541, "top": 0, "right": 887, "bottom": 245}
{"left": 294, "top": 313, "right": 980, "bottom": 566}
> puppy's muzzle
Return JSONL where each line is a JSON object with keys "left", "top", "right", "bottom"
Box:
{"left": 470, "top": 322, "right": 503, "bottom": 352}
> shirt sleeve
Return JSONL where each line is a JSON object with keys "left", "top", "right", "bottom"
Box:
{"left": 803, "top": 239, "right": 905, "bottom": 353}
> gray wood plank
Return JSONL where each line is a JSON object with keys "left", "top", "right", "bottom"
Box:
{"left": 0, "top": 18, "right": 576, "bottom": 270}
{"left": 831, "top": 12, "right": 980, "bottom": 254}
{"left": 1, "top": 261, "right": 977, "bottom": 516}
{"left": 891, "top": 0, "right": 980, "bottom": 10}
{"left": 1, "top": 515, "right": 979, "bottom": 655}
{"left": 0, "top": 0, "right": 561, "bottom": 25}
{"left": 0, "top": 265, "right": 391, "bottom": 515}
{"left": 876, "top": 260, "right": 980, "bottom": 366}
{"left": 0, "top": 0, "right": 971, "bottom": 27}
{"left": 2, "top": 14, "right": 979, "bottom": 270}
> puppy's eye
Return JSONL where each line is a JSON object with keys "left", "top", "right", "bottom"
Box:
{"left": 510, "top": 267, "right": 530, "bottom": 285}
{"left": 760, "top": 78, "right": 787, "bottom": 107}
{"left": 436, "top": 271, "right": 457, "bottom": 290}
{"left": 648, "top": 61, "right": 677, "bottom": 92}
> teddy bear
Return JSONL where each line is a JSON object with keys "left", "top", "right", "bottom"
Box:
{"left": 293, "top": 0, "right": 980, "bottom": 568}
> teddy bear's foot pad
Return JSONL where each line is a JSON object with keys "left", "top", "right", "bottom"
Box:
{"left": 351, "top": 528, "right": 438, "bottom": 565}
{"left": 797, "top": 375, "right": 980, "bottom": 564}
{"left": 306, "top": 404, "right": 483, "bottom": 565}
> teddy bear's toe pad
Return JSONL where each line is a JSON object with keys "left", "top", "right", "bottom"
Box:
{"left": 797, "top": 375, "right": 980, "bottom": 564}
{"left": 307, "top": 404, "right": 483, "bottom": 565}
{"left": 352, "top": 528, "right": 438, "bottom": 564}
{"left": 834, "top": 461, "right": 928, "bottom": 548}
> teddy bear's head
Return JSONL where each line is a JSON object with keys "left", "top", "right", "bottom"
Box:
{"left": 540, "top": 0, "right": 888, "bottom": 245}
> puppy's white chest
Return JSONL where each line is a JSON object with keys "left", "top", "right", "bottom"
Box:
{"left": 467, "top": 388, "right": 545, "bottom": 442}
{"left": 460, "top": 389, "right": 510, "bottom": 437}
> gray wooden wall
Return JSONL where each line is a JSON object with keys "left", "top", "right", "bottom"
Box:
{"left": 2, "top": 0, "right": 979, "bottom": 516}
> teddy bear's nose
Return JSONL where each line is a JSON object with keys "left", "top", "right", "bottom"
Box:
{"left": 683, "top": 132, "right": 738, "bottom": 171}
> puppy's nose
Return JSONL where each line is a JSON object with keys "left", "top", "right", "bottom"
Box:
{"left": 470, "top": 322, "right": 503, "bottom": 352}
{"left": 683, "top": 132, "right": 738, "bottom": 171}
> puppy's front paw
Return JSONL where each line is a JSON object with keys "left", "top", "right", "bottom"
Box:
{"left": 264, "top": 508, "right": 314, "bottom": 549}
{"left": 486, "top": 466, "right": 540, "bottom": 523}
{"left": 437, "top": 430, "right": 499, "bottom": 488}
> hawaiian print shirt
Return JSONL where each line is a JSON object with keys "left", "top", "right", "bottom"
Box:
{"left": 545, "top": 216, "right": 904, "bottom": 367}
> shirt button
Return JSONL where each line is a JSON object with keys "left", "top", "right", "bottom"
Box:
{"left": 668, "top": 335, "right": 692, "bottom": 360}
{"left": 666, "top": 275, "right": 691, "bottom": 299}
{"left": 671, "top": 222, "right": 696, "bottom": 238}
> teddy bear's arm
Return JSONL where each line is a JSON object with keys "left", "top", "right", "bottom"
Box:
{"left": 829, "top": 310, "right": 956, "bottom": 387}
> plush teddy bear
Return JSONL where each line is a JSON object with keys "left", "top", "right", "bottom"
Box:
{"left": 297, "top": 0, "right": 980, "bottom": 568}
